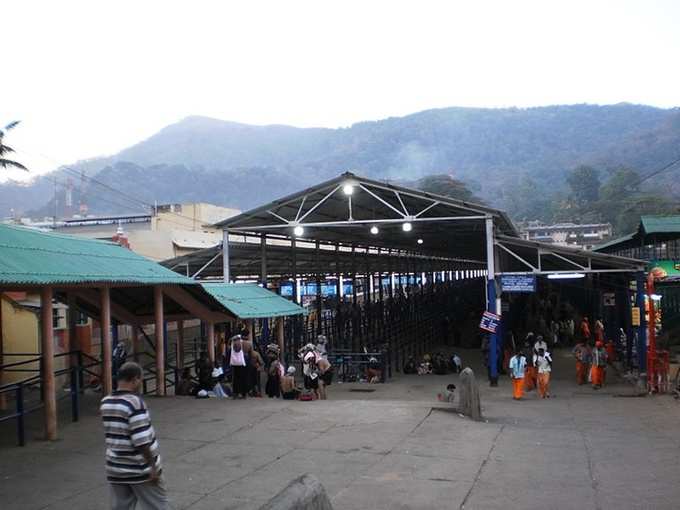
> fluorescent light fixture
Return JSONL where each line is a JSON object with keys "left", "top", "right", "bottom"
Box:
{"left": 402, "top": 222, "right": 412, "bottom": 232}
{"left": 370, "top": 225, "right": 379, "bottom": 235}
{"left": 417, "top": 238, "right": 424, "bottom": 244}
{"left": 293, "top": 225, "right": 304, "bottom": 236}
{"left": 546, "top": 273, "right": 585, "bottom": 279}
{"left": 650, "top": 294, "right": 662, "bottom": 301}
{"left": 343, "top": 183, "right": 354, "bottom": 195}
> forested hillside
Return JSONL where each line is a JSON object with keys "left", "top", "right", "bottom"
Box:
{"left": 3, "top": 103, "right": 680, "bottom": 232}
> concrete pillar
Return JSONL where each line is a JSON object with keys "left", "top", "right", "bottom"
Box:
{"left": 41, "top": 286, "right": 57, "bottom": 440}
{"left": 222, "top": 229, "right": 230, "bottom": 283}
{"left": 100, "top": 287, "right": 113, "bottom": 395}
{"left": 154, "top": 286, "right": 165, "bottom": 396}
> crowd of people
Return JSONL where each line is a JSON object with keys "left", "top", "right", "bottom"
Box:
{"left": 504, "top": 314, "right": 618, "bottom": 401}
{"left": 175, "top": 332, "right": 334, "bottom": 402}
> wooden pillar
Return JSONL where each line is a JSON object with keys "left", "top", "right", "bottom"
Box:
{"left": 207, "top": 321, "right": 215, "bottom": 365}
{"left": 154, "top": 286, "right": 165, "bottom": 396}
{"left": 66, "top": 293, "right": 78, "bottom": 365}
{"left": 132, "top": 327, "right": 141, "bottom": 362}
{"left": 277, "top": 317, "right": 285, "bottom": 357}
{"left": 248, "top": 320, "right": 255, "bottom": 343}
{"left": 41, "top": 286, "right": 57, "bottom": 440}
{"left": 101, "top": 287, "right": 113, "bottom": 395}
{"left": 176, "top": 320, "right": 184, "bottom": 369}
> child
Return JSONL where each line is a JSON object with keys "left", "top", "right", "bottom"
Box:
{"left": 533, "top": 348, "right": 553, "bottom": 399}
{"left": 437, "top": 383, "right": 456, "bottom": 403}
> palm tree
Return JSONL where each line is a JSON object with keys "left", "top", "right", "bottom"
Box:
{"left": 0, "top": 121, "right": 27, "bottom": 171}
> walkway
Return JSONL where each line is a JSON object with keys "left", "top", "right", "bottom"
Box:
{"left": 1, "top": 349, "right": 679, "bottom": 509}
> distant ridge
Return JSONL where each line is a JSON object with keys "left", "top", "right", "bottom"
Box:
{"left": 2, "top": 103, "right": 680, "bottom": 219}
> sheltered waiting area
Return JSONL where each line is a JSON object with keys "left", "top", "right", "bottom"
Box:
{"left": 163, "top": 172, "right": 646, "bottom": 383}
{"left": 0, "top": 223, "right": 305, "bottom": 444}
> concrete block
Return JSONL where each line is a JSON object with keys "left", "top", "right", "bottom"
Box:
{"left": 258, "top": 474, "right": 333, "bottom": 510}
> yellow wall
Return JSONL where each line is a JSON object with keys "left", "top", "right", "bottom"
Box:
{"left": 1, "top": 296, "right": 40, "bottom": 385}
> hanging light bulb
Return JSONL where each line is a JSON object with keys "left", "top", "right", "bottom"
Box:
{"left": 343, "top": 183, "right": 354, "bottom": 195}
{"left": 402, "top": 222, "right": 412, "bottom": 232}
{"left": 293, "top": 225, "right": 304, "bottom": 236}
{"left": 417, "top": 238, "right": 424, "bottom": 245}
{"left": 370, "top": 225, "right": 379, "bottom": 235}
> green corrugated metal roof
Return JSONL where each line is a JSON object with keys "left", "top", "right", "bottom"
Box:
{"left": 592, "top": 232, "right": 637, "bottom": 252}
{"left": 201, "top": 283, "right": 305, "bottom": 319}
{"left": 640, "top": 215, "right": 680, "bottom": 234}
{"left": 0, "top": 223, "right": 196, "bottom": 286}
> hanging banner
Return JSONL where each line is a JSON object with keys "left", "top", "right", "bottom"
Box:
{"left": 500, "top": 274, "right": 536, "bottom": 293}
{"left": 480, "top": 311, "right": 501, "bottom": 333}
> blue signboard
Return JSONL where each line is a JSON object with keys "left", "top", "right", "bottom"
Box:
{"left": 500, "top": 274, "right": 536, "bottom": 293}
{"left": 479, "top": 311, "right": 501, "bottom": 333}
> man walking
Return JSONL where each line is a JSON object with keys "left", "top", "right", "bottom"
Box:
{"left": 100, "top": 362, "right": 168, "bottom": 509}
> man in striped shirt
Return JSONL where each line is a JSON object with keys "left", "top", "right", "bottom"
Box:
{"left": 100, "top": 362, "right": 168, "bottom": 509}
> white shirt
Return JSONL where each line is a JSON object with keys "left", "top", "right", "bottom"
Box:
{"left": 533, "top": 352, "right": 552, "bottom": 373}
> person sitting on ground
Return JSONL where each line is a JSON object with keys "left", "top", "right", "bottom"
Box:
{"left": 403, "top": 356, "right": 418, "bottom": 374}
{"left": 418, "top": 354, "right": 433, "bottom": 375}
{"left": 432, "top": 352, "right": 448, "bottom": 375}
{"left": 366, "top": 356, "right": 382, "bottom": 383}
{"left": 176, "top": 367, "right": 195, "bottom": 396}
{"left": 437, "top": 383, "right": 456, "bottom": 403}
{"left": 281, "top": 366, "right": 301, "bottom": 400}
{"left": 317, "top": 356, "right": 333, "bottom": 400}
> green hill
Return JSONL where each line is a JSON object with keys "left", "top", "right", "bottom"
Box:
{"left": 3, "top": 103, "right": 680, "bottom": 220}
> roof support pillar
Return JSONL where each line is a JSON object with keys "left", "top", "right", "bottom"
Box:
{"left": 486, "top": 216, "right": 500, "bottom": 386}
{"left": 260, "top": 235, "right": 267, "bottom": 287}
{"left": 154, "top": 286, "right": 165, "bottom": 396}
{"left": 176, "top": 320, "right": 184, "bottom": 370}
{"left": 41, "top": 286, "right": 57, "bottom": 441}
{"left": 222, "top": 229, "right": 231, "bottom": 283}
{"left": 100, "top": 287, "right": 113, "bottom": 395}
{"left": 207, "top": 321, "right": 215, "bottom": 365}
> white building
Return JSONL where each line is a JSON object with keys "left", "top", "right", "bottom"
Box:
{"left": 519, "top": 221, "right": 612, "bottom": 250}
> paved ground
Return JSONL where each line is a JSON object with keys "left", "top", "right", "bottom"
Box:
{"left": 1, "top": 348, "right": 680, "bottom": 509}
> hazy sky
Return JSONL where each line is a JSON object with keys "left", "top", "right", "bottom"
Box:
{"left": 3, "top": 0, "right": 680, "bottom": 179}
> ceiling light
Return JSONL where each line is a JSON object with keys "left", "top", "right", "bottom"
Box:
{"left": 402, "top": 222, "right": 412, "bottom": 232}
{"left": 546, "top": 273, "right": 585, "bottom": 279}
{"left": 343, "top": 183, "right": 354, "bottom": 195}
{"left": 650, "top": 294, "right": 662, "bottom": 301}
{"left": 370, "top": 226, "right": 379, "bottom": 235}
{"left": 293, "top": 225, "right": 304, "bottom": 236}
{"left": 417, "top": 238, "right": 423, "bottom": 245}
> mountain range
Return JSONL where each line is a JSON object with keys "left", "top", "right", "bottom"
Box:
{"left": 2, "top": 103, "right": 680, "bottom": 220}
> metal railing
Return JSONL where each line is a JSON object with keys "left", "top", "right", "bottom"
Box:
{"left": 0, "top": 350, "right": 100, "bottom": 446}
